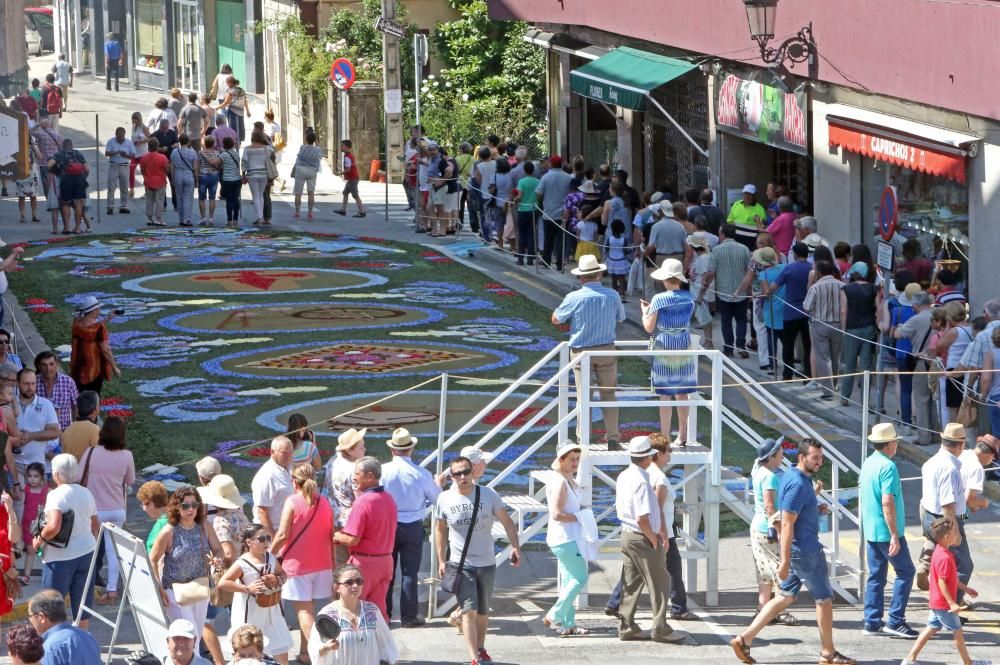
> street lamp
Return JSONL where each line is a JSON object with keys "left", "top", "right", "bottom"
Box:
{"left": 743, "top": 0, "right": 814, "bottom": 69}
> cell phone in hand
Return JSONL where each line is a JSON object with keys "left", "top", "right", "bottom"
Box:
{"left": 510, "top": 551, "right": 519, "bottom": 564}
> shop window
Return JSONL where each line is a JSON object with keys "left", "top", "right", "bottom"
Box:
{"left": 135, "top": 0, "right": 163, "bottom": 71}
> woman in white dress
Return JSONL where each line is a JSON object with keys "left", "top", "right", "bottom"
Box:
{"left": 219, "top": 524, "right": 293, "bottom": 664}
{"left": 308, "top": 563, "right": 398, "bottom": 665}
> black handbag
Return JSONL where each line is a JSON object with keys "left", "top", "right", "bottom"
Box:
{"left": 440, "top": 486, "right": 480, "bottom": 596}
{"left": 31, "top": 509, "right": 75, "bottom": 548}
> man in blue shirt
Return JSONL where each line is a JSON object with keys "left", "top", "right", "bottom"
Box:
{"left": 381, "top": 426, "right": 445, "bottom": 627}
{"left": 859, "top": 423, "right": 917, "bottom": 638}
{"left": 103, "top": 33, "right": 122, "bottom": 92}
{"left": 731, "top": 439, "right": 856, "bottom": 665}
{"left": 770, "top": 242, "right": 813, "bottom": 381}
{"left": 28, "top": 589, "right": 101, "bottom": 665}
{"left": 552, "top": 255, "right": 626, "bottom": 448}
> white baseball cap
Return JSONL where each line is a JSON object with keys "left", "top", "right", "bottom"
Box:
{"left": 460, "top": 446, "right": 493, "bottom": 464}
{"left": 168, "top": 619, "right": 197, "bottom": 639}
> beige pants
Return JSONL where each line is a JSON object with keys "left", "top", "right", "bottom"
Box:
{"left": 571, "top": 344, "right": 619, "bottom": 442}
{"left": 619, "top": 529, "right": 672, "bottom": 638}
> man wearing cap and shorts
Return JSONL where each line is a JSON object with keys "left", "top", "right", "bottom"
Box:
{"left": 382, "top": 427, "right": 444, "bottom": 627}
{"left": 614, "top": 436, "right": 686, "bottom": 643}
{"left": 334, "top": 455, "right": 397, "bottom": 621}
{"left": 727, "top": 184, "right": 766, "bottom": 251}
{"left": 250, "top": 436, "right": 294, "bottom": 534}
{"left": 552, "top": 255, "right": 626, "bottom": 448}
{"left": 860, "top": 423, "right": 917, "bottom": 638}
{"left": 325, "top": 427, "right": 367, "bottom": 564}
{"left": 435, "top": 455, "right": 522, "bottom": 665}
{"left": 732, "top": 439, "right": 856, "bottom": 665}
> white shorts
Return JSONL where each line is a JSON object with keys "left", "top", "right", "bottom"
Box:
{"left": 282, "top": 569, "right": 333, "bottom": 602}
{"left": 446, "top": 191, "right": 460, "bottom": 213}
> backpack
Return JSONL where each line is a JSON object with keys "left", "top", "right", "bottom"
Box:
{"left": 44, "top": 85, "right": 62, "bottom": 115}
{"left": 63, "top": 152, "right": 86, "bottom": 177}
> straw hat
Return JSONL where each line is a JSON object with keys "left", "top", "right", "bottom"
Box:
{"left": 940, "top": 423, "right": 966, "bottom": 443}
{"left": 868, "top": 423, "right": 900, "bottom": 443}
{"left": 551, "top": 442, "right": 583, "bottom": 470}
{"left": 803, "top": 233, "right": 829, "bottom": 249}
{"left": 649, "top": 258, "right": 687, "bottom": 282}
{"left": 686, "top": 232, "right": 711, "bottom": 250}
{"left": 752, "top": 247, "right": 779, "bottom": 267}
{"left": 577, "top": 180, "right": 597, "bottom": 194}
{"left": 897, "top": 282, "right": 922, "bottom": 307}
{"left": 197, "top": 474, "right": 246, "bottom": 510}
{"left": 571, "top": 254, "right": 607, "bottom": 276}
{"left": 75, "top": 295, "right": 102, "bottom": 316}
{"left": 336, "top": 427, "right": 367, "bottom": 451}
{"left": 386, "top": 427, "right": 417, "bottom": 450}
{"left": 626, "top": 436, "right": 656, "bottom": 457}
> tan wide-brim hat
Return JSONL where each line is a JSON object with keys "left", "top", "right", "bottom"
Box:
{"left": 686, "top": 232, "right": 710, "bottom": 250}
{"left": 941, "top": 422, "right": 966, "bottom": 443}
{"left": 386, "top": 427, "right": 418, "bottom": 450}
{"left": 650, "top": 258, "right": 687, "bottom": 282}
{"left": 571, "top": 254, "right": 607, "bottom": 276}
{"left": 196, "top": 474, "right": 246, "bottom": 510}
{"left": 336, "top": 427, "right": 367, "bottom": 451}
{"left": 868, "top": 422, "right": 900, "bottom": 443}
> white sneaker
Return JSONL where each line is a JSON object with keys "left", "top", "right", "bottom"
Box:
{"left": 970, "top": 660, "right": 992, "bottom": 665}
{"left": 805, "top": 381, "right": 820, "bottom": 390}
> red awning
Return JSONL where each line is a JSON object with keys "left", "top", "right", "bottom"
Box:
{"left": 827, "top": 116, "right": 968, "bottom": 184}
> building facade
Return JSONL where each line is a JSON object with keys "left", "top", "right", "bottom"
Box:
{"left": 493, "top": 0, "right": 1000, "bottom": 306}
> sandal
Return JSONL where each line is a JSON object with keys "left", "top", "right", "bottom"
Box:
{"left": 17, "top": 575, "right": 30, "bottom": 585}
{"left": 670, "top": 611, "right": 698, "bottom": 621}
{"left": 448, "top": 611, "right": 463, "bottom": 634}
{"left": 557, "top": 626, "right": 589, "bottom": 637}
{"left": 773, "top": 611, "right": 799, "bottom": 626}
{"left": 730, "top": 636, "right": 756, "bottom": 664}
{"left": 818, "top": 651, "right": 856, "bottom": 665}
{"left": 542, "top": 616, "right": 560, "bottom": 630}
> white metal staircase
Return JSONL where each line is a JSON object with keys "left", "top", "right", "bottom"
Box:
{"left": 419, "top": 341, "right": 864, "bottom": 615}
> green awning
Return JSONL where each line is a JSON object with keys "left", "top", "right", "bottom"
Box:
{"left": 569, "top": 46, "right": 697, "bottom": 111}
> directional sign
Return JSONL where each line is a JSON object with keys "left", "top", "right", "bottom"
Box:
{"left": 0, "top": 105, "right": 30, "bottom": 180}
{"left": 374, "top": 15, "right": 406, "bottom": 39}
{"left": 330, "top": 58, "right": 357, "bottom": 90}
{"left": 879, "top": 186, "right": 898, "bottom": 241}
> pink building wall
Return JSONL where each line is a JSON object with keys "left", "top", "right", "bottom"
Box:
{"left": 489, "top": 0, "right": 1000, "bottom": 122}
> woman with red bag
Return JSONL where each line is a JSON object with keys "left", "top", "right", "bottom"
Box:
{"left": 0, "top": 490, "right": 22, "bottom": 620}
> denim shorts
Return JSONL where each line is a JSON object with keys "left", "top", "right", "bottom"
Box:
{"left": 198, "top": 173, "right": 219, "bottom": 200}
{"left": 927, "top": 608, "right": 962, "bottom": 632}
{"left": 777, "top": 551, "right": 833, "bottom": 602}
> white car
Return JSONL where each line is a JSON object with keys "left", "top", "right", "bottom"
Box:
{"left": 25, "top": 16, "right": 43, "bottom": 57}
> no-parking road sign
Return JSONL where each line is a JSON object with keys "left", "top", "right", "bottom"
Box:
{"left": 330, "top": 58, "right": 357, "bottom": 90}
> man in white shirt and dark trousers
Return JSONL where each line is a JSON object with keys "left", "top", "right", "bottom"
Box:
{"left": 104, "top": 126, "right": 134, "bottom": 214}
{"left": 381, "top": 427, "right": 444, "bottom": 627}
{"left": 916, "top": 423, "right": 973, "bottom": 601}
{"left": 614, "top": 435, "right": 686, "bottom": 643}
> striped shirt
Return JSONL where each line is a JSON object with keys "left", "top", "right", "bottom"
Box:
{"left": 220, "top": 148, "right": 241, "bottom": 181}
{"left": 553, "top": 282, "right": 625, "bottom": 348}
{"left": 959, "top": 320, "right": 1000, "bottom": 369}
{"left": 707, "top": 239, "right": 751, "bottom": 302}
{"left": 803, "top": 275, "right": 843, "bottom": 323}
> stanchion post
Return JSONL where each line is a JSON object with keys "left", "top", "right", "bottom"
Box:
{"left": 95, "top": 114, "right": 101, "bottom": 224}
{"left": 427, "top": 372, "right": 448, "bottom": 617}
{"left": 858, "top": 369, "right": 870, "bottom": 592}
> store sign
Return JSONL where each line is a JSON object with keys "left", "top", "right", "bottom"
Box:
{"left": 0, "top": 106, "right": 29, "bottom": 180}
{"left": 715, "top": 72, "right": 808, "bottom": 155}
{"left": 877, "top": 240, "right": 895, "bottom": 273}
{"left": 828, "top": 122, "right": 966, "bottom": 184}
{"left": 878, "top": 186, "right": 898, "bottom": 240}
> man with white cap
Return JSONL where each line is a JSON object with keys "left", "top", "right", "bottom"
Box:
{"left": 860, "top": 423, "right": 917, "bottom": 638}
{"left": 164, "top": 618, "right": 213, "bottom": 665}
{"left": 644, "top": 202, "right": 687, "bottom": 297}
{"left": 460, "top": 445, "right": 492, "bottom": 482}
{"left": 382, "top": 427, "right": 444, "bottom": 627}
{"left": 251, "top": 436, "right": 294, "bottom": 534}
{"left": 727, "top": 184, "right": 766, "bottom": 250}
{"left": 195, "top": 455, "right": 222, "bottom": 485}
{"left": 552, "top": 254, "right": 626, "bottom": 449}
{"left": 324, "top": 427, "right": 367, "bottom": 564}
{"left": 614, "top": 435, "right": 685, "bottom": 643}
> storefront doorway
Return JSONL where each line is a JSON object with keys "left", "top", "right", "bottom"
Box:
{"left": 171, "top": 0, "right": 202, "bottom": 92}
{"left": 216, "top": 0, "right": 247, "bottom": 85}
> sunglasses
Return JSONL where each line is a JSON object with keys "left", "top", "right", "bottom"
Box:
{"left": 180, "top": 502, "right": 200, "bottom": 510}
{"left": 451, "top": 468, "right": 473, "bottom": 478}
{"left": 337, "top": 577, "right": 365, "bottom": 587}
{"left": 252, "top": 534, "right": 273, "bottom": 543}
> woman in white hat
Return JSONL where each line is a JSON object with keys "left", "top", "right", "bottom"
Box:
{"left": 69, "top": 295, "right": 120, "bottom": 394}
{"left": 198, "top": 474, "right": 251, "bottom": 564}
{"left": 542, "top": 443, "right": 590, "bottom": 636}
{"left": 641, "top": 258, "right": 696, "bottom": 445}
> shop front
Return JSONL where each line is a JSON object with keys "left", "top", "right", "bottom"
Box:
{"left": 713, "top": 69, "right": 810, "bottom": 213}
{"left": 130, "top": 0, "right": 205, "bottom": 91}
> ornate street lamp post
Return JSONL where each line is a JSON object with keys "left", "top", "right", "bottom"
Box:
{"left": 743, "top": 0, "right": 815, "bottom": 69}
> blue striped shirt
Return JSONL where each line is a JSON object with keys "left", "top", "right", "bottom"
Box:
{"left": 553, "top": 282, "right": 625, "bottom": 348}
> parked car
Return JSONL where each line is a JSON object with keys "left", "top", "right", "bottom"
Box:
{"left": 24, "top": 6, "right": 54, "bottom": 53}
{"left": 25, "top": 16, "right": 43, "bottom": 57}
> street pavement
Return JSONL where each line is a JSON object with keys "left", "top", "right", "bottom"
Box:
{"left": 1, "top": 52, "right": 998, "bottom": 665}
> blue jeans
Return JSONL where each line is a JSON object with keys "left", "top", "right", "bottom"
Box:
{"left": 777, "top": 549, "right": 833, "bottom": 601}
{"left": 717, "top": 299, "right": 748, "bottom": 355}
{"left": 864, "top": 537, "right": 915, "bottom": 629}
{"left": 387, "top": 520, "right": 424, "bottom": 622}
{"left": 43, "top": 551, "right": 95, "bottom": 620}
{"left": 989, "top": 403, "right": 1000, "bottom": 437}
{"left": 547, "top": 541, "right": 588, "bottom": 628}
{"left": 898, "top": 368, "right": 913, "bottom": 425}
{"left": 227, "top": 110, "right": 245, "bottom": 143}
{"left": 173, "top": 176, "right": 195, "bottom": 223}
{"left": 516, "top": 210, "right": 536, "bottom": 261}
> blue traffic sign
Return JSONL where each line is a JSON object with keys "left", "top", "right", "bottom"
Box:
{"left": 330, "top": 58, "right": 357, "bottom": 90}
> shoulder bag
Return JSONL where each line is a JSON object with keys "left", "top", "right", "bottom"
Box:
{"left": 265, "top": 149, "right": 279, "bottom": 181}
{"left": 276, "top": 498, "right": 320, "bottom": 565}
{"left": 240, "top": 553, "right": 282, "bottom": 611}
{"left": 30, "top": 508, "right": 75, "bottom": 548}
{"left": 172, "top": 526, "right": 213, "bottom": 607}
{"left": 79, "top": 446, "right": 95, "bottom": 487}
{"left": 440, "top": 485, "right": 480, "bottom": 596}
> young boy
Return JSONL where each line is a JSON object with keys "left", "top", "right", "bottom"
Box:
{"left": 336, "top": 139, "right": 366, "bottom": 218}
{"left": 902, "top": 517, "right": 990, "bottom": 665}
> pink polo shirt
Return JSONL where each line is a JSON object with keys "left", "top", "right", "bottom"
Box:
{"left": 343, "top": 488, "right": 397, "bottom": 556}
{"left": 767, "top": 211, "right": 797, "bottom": 255}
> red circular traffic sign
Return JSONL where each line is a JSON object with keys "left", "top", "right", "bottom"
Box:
{"left": 879, "top": 186, "right": 897, "bottom": 241}
{"left": 330, "top": 58, "right": 357, "bottom": 90}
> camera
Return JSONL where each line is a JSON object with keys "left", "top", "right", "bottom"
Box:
{"left": 113, "top": 308, "right": 126, "bottom": 315}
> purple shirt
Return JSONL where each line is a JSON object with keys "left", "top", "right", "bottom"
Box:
{"left": 212, "top": 124, "right": 238, "bottom": 148}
